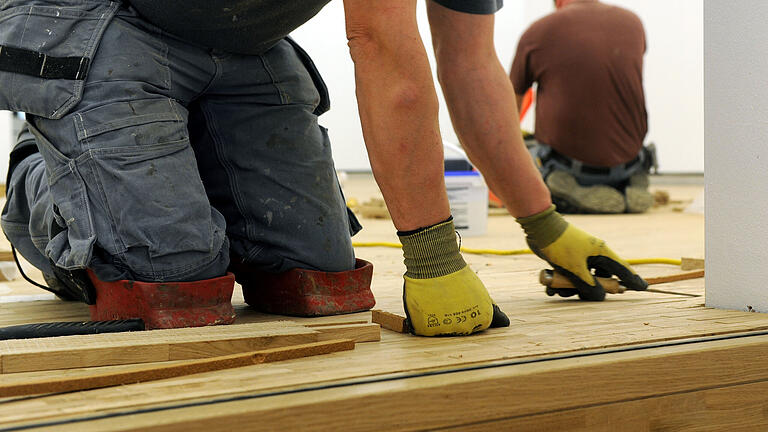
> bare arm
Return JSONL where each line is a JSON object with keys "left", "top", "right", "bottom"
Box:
{"left": 428, "top": 2, "right": 550, "bottom": 218}
{"left": 515, "top": 93, "right": 525, "bottom": 113}
{"left": 343, "top": 0, "right": 450, "bottom": 231}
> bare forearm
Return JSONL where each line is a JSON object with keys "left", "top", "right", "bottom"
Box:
{"left": 345, "top": 3, "right": 450, "bottom": 230}
{"left": 437, "top": 58, "right": 550, "bottom": 217}
{"left": 428, "top": 3, "right": 550, "bottom": 218}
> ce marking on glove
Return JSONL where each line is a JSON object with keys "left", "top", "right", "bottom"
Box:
{"left": 451, "top": 311, "right": 479, "bottom": 324}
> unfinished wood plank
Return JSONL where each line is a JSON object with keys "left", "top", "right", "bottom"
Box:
{"left": 313, "top": 323, "right": 380, "bottom": 343}
{"left": 0, "top": 322, "right": 320, "bottom": 373}
{"left": 371, "top": 309, "right": 408, "bottom": 333}
{"left": 0, "top": 340, "right": 355, "bottom": 398}
{"left": 0, "top": 251, "right": 14, "bottom": 262}
{"left": 440, "top": 379, "right": 768, "bottom": 432}
{"left": 304, "top": 320, "right": 369, "bottom": 328}
{"left": 355, "top": 198, "right": 391, "bottom": 220}
{"left": 645, "top": 270, "right": 705, "bottom": 285}
{"left": 20, "top": 334, "right": 768, "bottom": 432}
{"left": 680, "top": 257, "right": 705, "bottom": 271}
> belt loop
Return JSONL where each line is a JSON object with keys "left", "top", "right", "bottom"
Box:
{"left": 570, "top": 160, "right": 583, "bottom": 175}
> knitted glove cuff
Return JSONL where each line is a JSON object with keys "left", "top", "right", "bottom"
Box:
{"left": 515, "top": 204, "right": 568, "bottom": 249}
{"left": 397, "top": 217, "right": 466, "bottom": 279}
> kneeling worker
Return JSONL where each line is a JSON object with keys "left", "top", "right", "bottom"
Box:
{"left": 1, "top": 0, "right": 647, "bottom": 337}
{"left": 511, "top": 0, "right": 656, "bottom": 214}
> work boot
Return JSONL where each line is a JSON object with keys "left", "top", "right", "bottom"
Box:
{"left": 545, "top": 170, "right": 625, "bottom": 214}
{"left": 230, "top": 258, "right": 375, "bottom": 317}
{"left": 625, "top": 172, "right": 654, "bottom": 213}
{"left": 42, "top": 263, "right": 97, "bottom": 303}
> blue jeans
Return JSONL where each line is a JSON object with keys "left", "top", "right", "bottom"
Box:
{"left": 0, "top": 3, "right": 359, "bottom": 282}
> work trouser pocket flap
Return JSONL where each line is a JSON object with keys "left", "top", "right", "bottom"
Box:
{"left": 0, "top": 0, "right": 119, "bottom": 118}
{"left": 28, "top": 123, "right": 97, "bottom": 270}
{"left": 72, "top": 98, "right": 222, "bottom": 278}
{"left": 285, "top": 37, "right": 329, "bottom": 116}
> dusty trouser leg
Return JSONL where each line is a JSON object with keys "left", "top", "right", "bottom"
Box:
{"left": 0, "top": 125, "right": 71, "bottom": 297}
{"left": 0, "top": 9, "right": 236, "bottom": 326}
{"left": 187, "top": 39, "right": 372, "bottom": 316}
{"left": 26, "top": 9, "right": 230, "bottom": 283}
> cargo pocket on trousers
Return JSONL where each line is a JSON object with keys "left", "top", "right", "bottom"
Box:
{"left": 0, "top": 1, "right": 120, "bottom": 118}
{"left": 28, "top": 123, "right": 97, "bottom": 270}
{"left": 74, "top": 98, "right": 220, "bottom": 276}
{"left": 88, "top": 142, "right": 220, "bottom": 276}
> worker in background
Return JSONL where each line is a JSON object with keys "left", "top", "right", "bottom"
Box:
{"left": 511, "top": 0, "right": 656, "bottom": 214}
{"left": 0, "top": 0, "right": 646, "bottom": 337}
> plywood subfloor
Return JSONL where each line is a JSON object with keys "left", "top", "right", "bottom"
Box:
{"left": 2, "top": 176, "right": 765, "bottom": 430}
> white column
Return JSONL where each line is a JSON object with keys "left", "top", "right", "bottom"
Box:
{"left": 705, "top": 0, "right": 768, "bottom": 312}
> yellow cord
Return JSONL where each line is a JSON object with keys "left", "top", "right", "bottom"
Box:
{"left": 626, "top": 258, "right": 682, "bottom": 266}
{"left": 352, "top": 242, "right": 682, "bottom": 267}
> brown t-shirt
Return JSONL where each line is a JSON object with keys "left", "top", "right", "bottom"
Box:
{"left": 511, "top": 0, "right": 647, "bottom": 167}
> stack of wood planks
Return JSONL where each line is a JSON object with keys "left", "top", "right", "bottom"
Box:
{"left": 0, "top": 320, "right": 380, "bottom": 397}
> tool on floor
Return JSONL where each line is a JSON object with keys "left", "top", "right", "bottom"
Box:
{"left": 540, "top": 269, "right": 626, "bottom": 295}
{"left": 540, "top": 269, "right": 704, "bottom": 298}
{"left": 0, "top": 319, "right": 144, "bottom": 340}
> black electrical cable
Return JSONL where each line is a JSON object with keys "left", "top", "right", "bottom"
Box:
{"left": 3, "top": 329, "right": 768, "bottom": 431}
{"left": 10, "top": 246, "right": 53, "bottom": 293}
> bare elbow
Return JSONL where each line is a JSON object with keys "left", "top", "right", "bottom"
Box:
{"left": 346, "top": 26, "right": 381, "bottom": 64}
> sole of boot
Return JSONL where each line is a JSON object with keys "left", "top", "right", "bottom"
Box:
{"left": 546, "top": 171, "right": 626, "bottom": 214}
{"left": 625, "top": 186, "right": 654, "bottom": 213}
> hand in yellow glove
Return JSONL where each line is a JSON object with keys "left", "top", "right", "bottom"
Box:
{"left": 517, "top": 205, "right": 648, "bottom": 301}
{"left": 398, "top": 217, "right": 509, "bottom": 336}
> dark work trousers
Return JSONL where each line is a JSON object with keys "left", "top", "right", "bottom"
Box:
{"left": 0, "top": 4, "right": 360, "bottom": 282}
{"left": 526, "top": 139, "right": 646, "bottom": 188}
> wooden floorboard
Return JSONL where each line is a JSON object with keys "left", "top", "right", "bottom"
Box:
{"left": 0, "top": 179, "right": 760, "bottom": 430}
{"left": 438, "top": 380, "right": 768, "bottom": 432}
{"left": 9, "top": 333, "right": 768, "bottom": 432}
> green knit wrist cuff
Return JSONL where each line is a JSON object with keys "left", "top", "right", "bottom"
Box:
{"left": 398, "top": 219, "right": 467, "bottom": 279}
{"left": 515, "top": 204, "right": 568, "bottom": 249}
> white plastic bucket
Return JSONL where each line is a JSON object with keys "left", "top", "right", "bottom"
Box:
{"left": 443, "top": 142, "right": 488, "bottom": 237}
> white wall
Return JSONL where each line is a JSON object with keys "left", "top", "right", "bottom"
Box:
{"left": 0, "top": 111, "right": 12, "bottom": 179}
{"left": 292, "top": 0, "right": 703, "bottom": 173}
{"left": 705, "top": 0, "right": 768, "bottom": 312}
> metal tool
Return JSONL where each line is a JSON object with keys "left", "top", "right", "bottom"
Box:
{"left": 0, "top": 319, "right": 145, "bottom": 341}
{"left": 539, "top": 269, "right": 703, "bottom": 298}
{"left": 539, "top": 269, "right": 626, "bottom": 296}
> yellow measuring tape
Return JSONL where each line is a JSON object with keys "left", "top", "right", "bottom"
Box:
{"left": 351, "top": 242, "right": 682, "bottom": 267}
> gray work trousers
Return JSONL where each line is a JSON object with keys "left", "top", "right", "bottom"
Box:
{"left": 0, "top": 3, "right": 359, "bottom": 282}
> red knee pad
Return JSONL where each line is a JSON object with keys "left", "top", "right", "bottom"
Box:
{"left": 87, "top": 270, "right": 236, "bottom": 329}
{"left": 234, "top": 258, "right": 375, "bottom": 317}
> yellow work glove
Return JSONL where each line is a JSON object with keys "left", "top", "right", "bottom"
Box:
{"left": 398, "top": 217, "right": 509, "bottom": 336}
{"left": 517, "top": 205, "right": 648, "bottom": 301}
